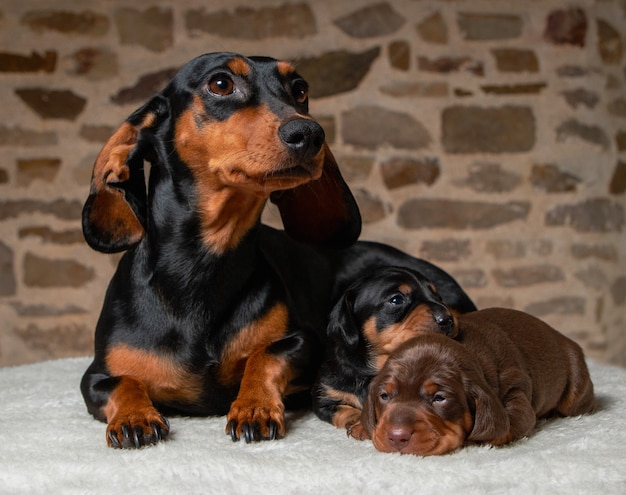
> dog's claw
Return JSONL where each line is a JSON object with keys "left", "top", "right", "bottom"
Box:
{"left": 228, "top": 420, "right": 239, "bottom": 442}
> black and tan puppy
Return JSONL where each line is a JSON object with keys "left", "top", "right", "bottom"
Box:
{"left": 313, "top": 267, "right": 463, "bottom": 431}
{"left": 80, "top": 53, "right": 476, "bottom": 448}
{"left": 354, "top": 308, "right": 596, "bottom": 455}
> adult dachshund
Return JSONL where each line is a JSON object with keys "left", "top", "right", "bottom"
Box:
{"left": 81, "top": 52, "right": 476, "bottom": 448}
{"left": 313, "top": 267, "right": 460, "bottom": 431}
{"left": 354, "top": 308, "right": 595, "bottom": 455}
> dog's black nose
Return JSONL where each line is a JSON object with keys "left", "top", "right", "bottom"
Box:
{"left": 279, "top": 119, "right": 325, "bottom": 159}
{"left": 433, "top": 309, "right": 456, "bottom": 336}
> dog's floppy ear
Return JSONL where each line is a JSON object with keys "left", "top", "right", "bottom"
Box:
{"left": 270, "top": 143, "right": 361, "bottom": 248}
{"left": 359, "top": 377, "right": 379, "bottom": 437}
{"left": 82, "top": 96, "right": 167, "bottom": 253}
{"left": 327, "top": 289, "right": 361, "bottom": 350}
{"left": 466, "top": 373, "right": 510, "bottom": 443}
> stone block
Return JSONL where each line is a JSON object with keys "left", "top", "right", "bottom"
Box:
{"left": 556, "top": 119, "right": 610, "bottom": 150}
{"left": 419, "top": 239, "right": 470, "bottom": 262}
{"left": 455, "top": 162, "right": 521, "bottom": 193}
{"left": 451, "top": 269, "right": 487, "bottom": 288}
{"left": 597, "top": 19, "right": 623, "bottom": 65}
{"left": 609, "top": 161, "right": 626, "bottom": 194}
{"left": 546, "top": 198, "right": 624, "bottom": 232}
{"left": 0, "top": 50, "right": 56, "bottom": 72}
{"left": 397, "top": 199, "right": 530, "bottom": 229}
{"left": 571, "top": 243, "right": 618, "bottom": 262}
{"left": 530, "top": 164, "right": 581, "bottom": 193}
{"left": 354, "top": 188, "right": 387, "bottom": 223}
{"left": 381, "top": 157, "right": 439, "bottom": 189}
{"left": 525, "top": 297, "right": 586, "bottom": 316}
{"left": 0, "top": 126, "right": 57, "bottom": 147}
{"left": 342, "top": 106, "right": 430, "bottom": 150}
{"left": 18, "top": 226, "right": 84, "bottom": 245}
{"left": 186, "top": 4, "right": 316, "bottom": 39}
{"left": 334, "top": 2, "right": 405, "bottom": 38}
{"left": 0, "top": 241, "right": 16, "bottom": 296}
{"left": 111, "top": 67, "right": 179, "bottom": 105}
{"left": 418, "top": 56, "right": 484, "bottom": 76}
{"left": 561, "top": 88, "right": 599, "bottom": 109}
{"left": 65, "top": 48, "right": 118, "bottom": 80}
{"left": 457, "top": 13, "right": 522, "bottom": 40}
{"left": 491, "top": 48, "right": 539, "bottom": 72}
{"left": 114, "top": 7, "right": 173, "bottom": 52}
{"left": 442, "top": 105, "right": 535, "bottom": 153}
{"left": 544, "top": 8, "right": 587, "bottom": 46}
{"left": 388, "top": 41, "right": 410, "bottom": 70}
{"left": 493, "top": 264, "right": 565, "bottom": 287}
{"left": 21, "top": 10, "right": 109, "bottom": 35}
{"left": 23, "top": 252, "right": 94, "bottom": 288}
{"left": 15, "top": 88, "right": 86, "bottom": 120}
{"left": 381, "top": 81, "right": 448, "bottom": 98}
{"left": 296, "top": 48, "right": 380, "bottom": 98}
{"left": 17, "top": 158, "right": 61, "bottom": 186}
{"left": 416, "top": 12, "right": 447, "bottom": 44}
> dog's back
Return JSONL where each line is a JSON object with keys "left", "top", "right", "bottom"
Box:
{"left": 459, "top": 308, "right": 596, "bottom": 418}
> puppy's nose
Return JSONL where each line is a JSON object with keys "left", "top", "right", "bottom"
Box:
{"left": 387, "top": 426, "right": 413, "bottom": 451}
{"left": 279, "top": 119, "right": 325, "bottom": 159}
{"left": 433, "top": 308, "right": 455, "bottom": 336}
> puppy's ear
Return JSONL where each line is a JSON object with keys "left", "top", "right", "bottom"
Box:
{"left": 466, "top": 374, "right": 510, "bottom": 443}
{"left": 82, "top": 95, "right": 168, "bottom": 253}
{"left": 327, "top": 290, "right": 361, "bottom": 350}
{"left": 359, "top": 380, "right": 378, "bottom": 437}
{"left": 270, "top": 144, "right": 361, "bottom": 248}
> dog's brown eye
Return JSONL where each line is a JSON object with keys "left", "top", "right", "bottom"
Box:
{"left": 432, "top": 393, "right": 446, "bottom": 404}
{"left": 208, "top": 75, "right": 235, "bottom": 96}
{"left": 380, "top": 392, "right": 390, "bottom": 401}
{"left": 292, "top": 80, "right": 308, "bottom": 103}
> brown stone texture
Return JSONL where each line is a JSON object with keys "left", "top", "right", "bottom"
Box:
{"left": 0, "top": 51, "right": 56, "bottom": 72}
{"left": 16, "top": 158, "right": 61, "bottom": 186}
{"left": 111, "top": 67, "right": 179, "bottom": 105}
{"left": 493, "top": 264, "right": 565, "bottom": 287}
{"left": 544, "top": 8, "right": 587, "bottom": 46}
{"left": 388, "top": 41, "right": 410, "bottom": 71}
{"left": 556, "top": 119, "right": 611, "bottom": 150}
{"left": 334, "top": 3, "right": 404, "bottom": 38}
{"left": 186, "top": 4, "right": 316, "bottom": 39}
{"left": 15, "top": 88, "right": 86, "bottom": 120}
{"left": 296, "top": 48, "right": 380, "bottom": 98}
{"left": 0, "top": 0, "right": 624, "bottom": 368}
{"left": 65, "top": 48, "right": 118, "bottom": 80}
{"left": 417, "top": 12, "right": 448, "bottom": 44}
{"left": 397, "top": 199, "right": 530, "bottom": 229}
{"left": 23, "top": 253, "right": 94, "bottom": 288}
{"left": 342, "top": 106, "right": 431, "bottom": 150}
{"left": 21, "top": 10, "right": 109, "bottom": 35}
{"left": 0, "top": 241, "right": 16, "bottom": 296}
{"left": 597, "top": 19, "right": 623, "bottom": 65}
{"left": 419, "top": 239, "right": 470, "bottom": 262}
{"left": 455, "top": 162, "right": 521, "bottom": 193}
{"left": 491, "top": 49, "right": 539, "bottom": 72}
{"left": 114, "top": 7, "right": 173, "bottom": 52}
{"left": 530, "top": 164, "right": 581, "bottom": 193}
{"left": 381, "top": 157, "right": 440, "bottom": 189}
{"left": 442, "top": 106, "right": 535, "bottom": 153}
{"left": 609, "top": 161, "right": 626, "bottom": 194}
{"left": 546, "top": 198, "right": 624, "bottom": 232}
{"left": 457, "top": 13, "right": 523, "bottom": 40}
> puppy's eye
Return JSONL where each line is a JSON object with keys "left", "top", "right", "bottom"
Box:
{"left": 208, "top": 75, "right": 235, "bottom": 96}
{"left": 292, "top": 80, "right": 308, "bottom": 104}
{"left": 380, "top": 392, "right": 390, "bottom": 401}
{"left": 388, "top": 294, "right": 406, "bottom": 306}
{"left": 432, "top": 393, "right": 446, "bottom": 404}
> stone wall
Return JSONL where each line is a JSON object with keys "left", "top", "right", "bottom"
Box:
{"left": 0, "top": 0, "right": 624, "bottom": 367}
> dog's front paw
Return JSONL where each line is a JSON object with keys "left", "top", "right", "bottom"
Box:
{"left": 226, "top": 399, "right": 285, "bottom": 443}
{"left": 106, "top": 409, "right": 170, "bottom": 449}
{"left": 347, "top": 421, "right": 369, "bottom": 441}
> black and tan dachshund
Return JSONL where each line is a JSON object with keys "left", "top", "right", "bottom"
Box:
{"left": 81, "top": 52, "right": 476, "bottom": 448}
{"left": 313, "top": 267, "right": 461, "bottom": 431}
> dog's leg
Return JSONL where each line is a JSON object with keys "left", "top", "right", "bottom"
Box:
{"left": 81, "top": 369, "right": 170, "bottom": 449}
{"left": 226, "top": 335, "right": 307, "bottom": 442}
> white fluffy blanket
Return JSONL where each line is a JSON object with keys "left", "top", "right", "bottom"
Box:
{"left": 1, "top": 357, "right": 625, "bottom": 495}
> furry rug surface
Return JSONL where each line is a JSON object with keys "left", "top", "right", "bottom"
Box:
{"left": 0, "top": 357, "right": 624, "bottom": 495}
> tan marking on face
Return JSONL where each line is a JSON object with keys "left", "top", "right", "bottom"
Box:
{"left": 106, "top": 344, "right": 203, "bottom": 404}
{"left": 363, "top": 305, "right": 441, "bottom": 370}
{"left": 227, "top": 57, "right": 251, "bottom": 77}
{"left": 174, "top": 96, "right": 324, "bottom": 253}
{"left": 277, "top": 61, "right": 295, "bottom": 77}
{"left": 218, "top": 303, "right": 289, "bottom": 385}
